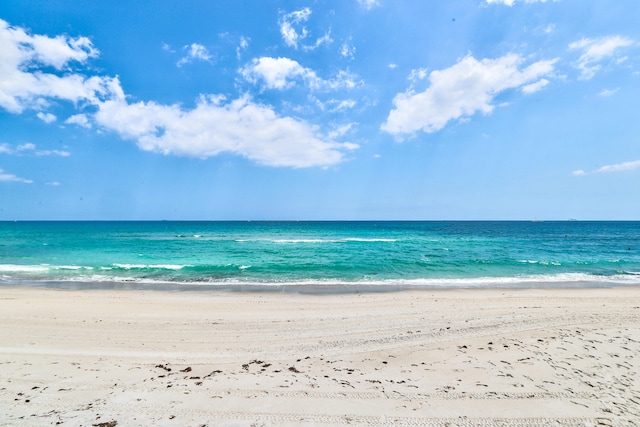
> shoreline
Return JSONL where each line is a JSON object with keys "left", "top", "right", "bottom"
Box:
{"left": 1, "top": 286, "right": 639, "bottom": 426}
{"left": 2, "top": 278, "right": 640, "bottom": 294}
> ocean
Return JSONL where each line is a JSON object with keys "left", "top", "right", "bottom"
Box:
{"left": 1, "top": 221, "right": 639, "bottom": 292}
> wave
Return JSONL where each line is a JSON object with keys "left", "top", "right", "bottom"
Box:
{"left": 269, "top": 238, "right": 397, "bottom": 244}
{"left": 111, "top": 263, "right": 188, "bottom": 270}
{"left": 2, "top": 267, "right": 640, "bottom": 290}
{"left": 0, "top": 264, "right": 49, "bottom": 273}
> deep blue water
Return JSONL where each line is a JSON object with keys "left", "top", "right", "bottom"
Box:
{"left": 1, "top": 221, "right": 639, "bottom": 291}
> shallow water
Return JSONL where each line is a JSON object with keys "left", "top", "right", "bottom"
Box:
{"left": 1, "top": 221, "right": 639, "bottom": 290}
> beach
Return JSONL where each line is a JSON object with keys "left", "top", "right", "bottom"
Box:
{"left": 1, "top": 286, "right": 639, "bottom": 426}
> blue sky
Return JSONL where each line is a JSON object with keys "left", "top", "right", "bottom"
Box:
{"left": 0, "top": 0, "right": 638, "bottom": 220}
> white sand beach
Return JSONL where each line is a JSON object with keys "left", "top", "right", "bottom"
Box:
{"left": 1, "top": 286, "right": 639, "bottom": 426}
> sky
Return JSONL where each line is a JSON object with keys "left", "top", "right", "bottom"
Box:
{"left": 0, "top": 0, "right": 639, "bottom": 220}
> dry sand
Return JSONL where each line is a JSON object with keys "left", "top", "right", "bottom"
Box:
{"left": 0, "top": 286, "right": 639, "bottom": 426}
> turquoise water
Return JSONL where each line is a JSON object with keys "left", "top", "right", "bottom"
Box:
{"left": 1, "top": 221, "right": 639, "bottom": 291}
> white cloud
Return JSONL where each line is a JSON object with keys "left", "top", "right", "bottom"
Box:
{"left": 65, "top": 113, "right": 92, "bottom": 128}
{"left": 598, "top": 88, "right": 619, "bottom": 97}
{"left": 241, "top": 57, "right": 360, "bottom": 91}
{"left": 357, "top": 0, "right": 380, "bottom": 10}
{"left": 382, "top": 54, "right": 557, "bottom": 135}
{"left": 486, "top": 0, "right": 554, "bottom": 5}
{"left": 280, "top": 8, "right": 312, "bottom": 49}
{"left": 241, "top": 57, "right": 311, "bottom": 89}
{"left": 17, "top": 143, "right": 36, "bottom": 152}
{"left": 340, "top": 41, "right": 356, "bottom": 59}
{"left": 521, "top": 78, "right": 549, "bottom": 94}
{"left": 37, "top": 112, "right": 57, "bottom": 123}
{"left": 569, "top": 35, "right": 634, "bottom": 79}
{"left": 279, "top": 8, "right": 331, "bottom": 51}
{"left": 161, "top": 42, "right": 175, "bottom": 53}
{"left": 595, "top": 160, "right": 640, "bottom": 174}
{"left": 388, "top": 63, "right": 398, "bottom": 69}
{"left": 94, "top": 95, "right": 358, "bottom": 168}
{"left": 47, "top": 181, "right": 61, "bottom": 186}
{"left": 0, "top": 168, "right": 33, "bottom": 183}
{"left": 177, "top": 43, "right": 212, "bottom": 67}
{"left": 0, "top": 19, "right": 117, "bottom": 114}
{"left": 236, "top": 36, "right": 250, "bottom": 59}
{"left": 2, "top": 19, "right": 353, "bottom": 169}
{"left": 573, "top": 160, "right": 640, "bottom": 176}
{"left": 0, "top": 142, "right": 70, "bottom": 157}
{"left": 327, "top": 123, "right": 355, "bottom": 139}
{"left": 328, "top": 99, "right": 357, "bottom": 112}
{"left": 408, "top": 68, "right": 428, "bottom": 82}
{"left": 305, "top": 31, "right": 333, "bottom": 52}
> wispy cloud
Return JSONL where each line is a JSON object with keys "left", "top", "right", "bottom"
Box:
{"left": 236, "top": 36, "right": 250, "bottom": 59}
{"left": 598, "top": 88, "right": 619, "bottom": 97}
{"left": 357, "top": 0, "right": 380, "bottom": 10}
{"left": 522, "top": 78, "right": 549, "bottom": 94}
{"left": 279, "top": 8, "right": 312, "bottom": 49}
{"left": 177, "top": 43, "right": 212, "bottom": 67}
{"left": 339, "top": 41, "right": 356, "bottom": 59}
{"left": 573, "top": 160, "right": 640, "bottom": 176}
{"left": 241, "top": 57, "right": 360, "bottom": 91}
{"left": 382, "top": 54, "right": 557, "bottom": 135}
{"left": 0, "top": 168, "right": 33, "bottom": 183}
{"left": 161, "top": 42, "right": 175, "bottom": 53}
{"left": 408, "top": 68, "right": 428, "bottom": 82}
{"left": 569, "top": 35, "right": 634, "bottom": 79}
{"left": 0, "top": 142, "right": 70, "bottom": 156}
{"left": 486, "top": 0, "right": 555, "bottom": 6}
{"left": 279, "top": 8, "right": 331, "bottom": 51}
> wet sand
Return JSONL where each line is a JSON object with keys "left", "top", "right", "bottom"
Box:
{"left": 1, "top": 286, "right": 639, "bottom": 426}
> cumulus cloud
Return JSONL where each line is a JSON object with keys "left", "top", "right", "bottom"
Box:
{"left": 569, "top": 35, "right": 634, "bottom": 79}
{"left": 327, "top": 123, "right": 355, "bottom": 139}
{"left": 94, "top": 95, "right": 358, "bottom": 168}
{"left": 382, "top": 54, "right": 557, "bottom": 135}
{"left": 241, "top": 57, "right": 360, "bottom": 91}
{"left": 0, "top": 19, "right": 355, "bottom": 169}
{"left": 0, "top": 18, "right": 117, "bottom": 114}
{"left": 236, "top": 36, "right": 250, "bottom": 59}
{"left": 279, "top": 8, "right": 331, "bottom": 51}
{"left": 37, "top": 112, "right": 57, "bottom": 123}
{"left": 177, "top": 43, "right": 212, "bottom": 67}
{"left": 65, "top": 113, "right": 92, "bottom": 128}
{"left": 0, "top": 168, "right": 33, "bottom": 183}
